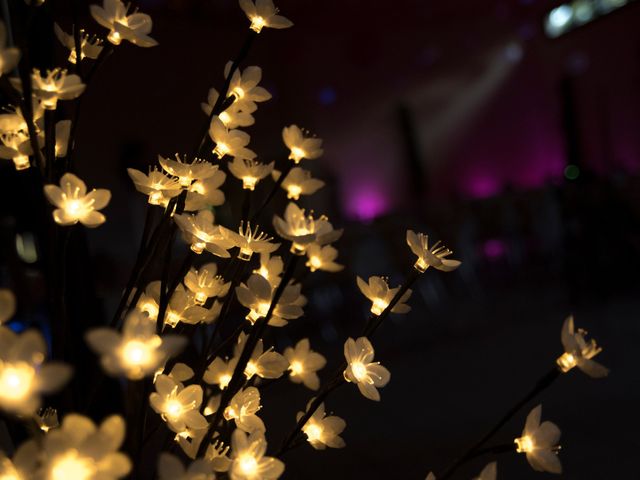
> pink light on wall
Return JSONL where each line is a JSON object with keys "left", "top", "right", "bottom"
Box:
{"left": 345, "top": 185, "right": 390, "bottom": 222}
{"left": 461, "top": 171, "right": 503, "bottom": 199}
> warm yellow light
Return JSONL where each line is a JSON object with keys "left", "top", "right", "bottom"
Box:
{"left": 289, "top": 361, "right": 304, "bottom": 376}
{"left": 0, "top": 363, "right": 35, "bottom": 401}
{"left": 107, "top": 30, "right": 122, "bottom": 45}
{"left": 12, "top": 155, "right": 30, "bottom": 171}
{"left": 515, "top": 435, "right": 535, "bottom": 453}
{"left": 414, "top": 257, "right": 429, "bottom": 273}
{"left": 121, "top": 340, "right": 152, "bottom": 367}
{"left": 244, "top": 361, "right": 258, "bottom": 379}
{"left": 224, "top": 406, "right": 238, "bottom": 420}
{"left": 304, "top": 423, "right": 323, "bottom": 442}
{"left": 219, "top": 111, "right": 232, "bottom": 125}
{"left": 212, "top": 143, "right": 230, "bottom": 159}
{"left": 289, "top": 147, "right": 305, "bottom": 163}
{"left": 246, "top": 302, "right": 270, "bottom": 323}
{"left": 219, "top": 374, "right": 232, "bottom": 389}
{"left": 194, "top": 292, "right": 207, "bottom": 305}
{"left": 237, "top": 453, "right": 259, "bottom": 475}
{"left": 556, "top": 352, "right": 577, "bottom": 373}
{"left": 350, "top": 362, "right": 368, "bottom": 382}
{"left": 307, "top": 256, "right": 322, "bottom": 272}
{"left": 50, "top": 451, "right": 96, "bottom": 480}
{"left": 165, "top": 310, "right": 182, "bottom": 328}
{"left": 191, "top": 241, "right": 206, "bottom": 254}
{"left": 290, "top": 242, "right": 307, "bottom": 255}
{"left": 148, "top": 190, "right": 163, "bottom": 205}
{"left": 231, "top": 87, "right": 245, "bottom": 100}
{"left": 242, "top": 176, "right": 258, "bottom": 191}
{"left": 165, "top": 399, "right": 184, "bottom": 420}
{"left": 370, "top": 298, "right": 388, "bottom": 316}
{"left": 249, "top": 16, "right": 266, "bottom": 33}
{"left": 138, "top": 300, "right": 159, "bottom": 320}
{"left": 286, "top": 184, "right": 302, "bottom": 200}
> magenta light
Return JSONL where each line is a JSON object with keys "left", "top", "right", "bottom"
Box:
{"left": 483, "top": 238, "right": 507, "bottom": 260}
{"left": 346, "top": 187, "right": 390, "bottom": 222}
{"left": 462, "top": 173, "right": 502, "bottom": 199}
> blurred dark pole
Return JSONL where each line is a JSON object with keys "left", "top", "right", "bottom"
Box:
{"left": 397, "top": 104, "right": 426, "bottom": 199}
{"left": 559, "top": 75, "right": 583, "bottom": 170}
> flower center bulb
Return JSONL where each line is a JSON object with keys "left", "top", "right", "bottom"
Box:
{"left": 414, "top": 256, "right": 429, "bottom": 273}
{"left": 0, "top": 363, "right": 35, "bottom": 400}
{"left": 556, "top": 352, "right": 577, "bottom": 373}
{"left": 370, "top": 297, "right": 389, "bottom": 316}
{"left": 286, "top": 185, "right": 302, "bottom": 200}
{"left": 306, "top": 256, "right": 322, "bottom": 272}
{"left": 304, "top": 423, "right": 323, "bottom": 442}
{"left": 165, "top": 399, "right": 184, "bottom": 420}
{"left": 218, "top": 374, "right": 232, "bottom": 389}
{"left": 242, "top": 176, "right": 258, "bottom": 191}
{"left": 289, "top": 361, "right": 304, "bottom": 376}
{"left": 238, "top": 454, "right": 259, "bottom": 475}
{"left": 515, "top": 435, "right": 535, "bottom": 453}
{"left": 249, "top": 16, "right": 266, "bottom": 33}
{"left": 350, "top": 362, "right": 368, "bottom": 382}
{"left": 12, "top": 155, "right": 30, "bottom": 171}
{"left": 122, "top": 340, "right": 151, "bottom": 367}
{"left": 289, "top": 147, "right": 305, "bottom": 163}
{"left": 50, "top": 452, "right": 96, "bottom": 480}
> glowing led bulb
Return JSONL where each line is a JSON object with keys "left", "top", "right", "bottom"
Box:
{"left": 370, "top": 297, "right": 389, "bottom": 316}
{"left": 12, "top": 155, "right": 30, "bottom": 171}
{"left": 238, "top": 454, "right": 259, "bottom": 475}
{"left": 212, "top": 142, "right": 230, "bottom": 159}
{"left": 289, "top": 146, "right": 305, "bottom": 163}
{"left": 219, "top": 374, "right": 232, "bottom": 389}
{"left": 515, "top": 435, "right": 535, "bottom": 453}
{"left": 231, "top": 87, "right": 245, "bottom": 100}
{"left": 249, "top": 16, "right": 266, "bottom": 33}
{"left": 304, "top": 423, "right": 323, "bottom": 443}
{"left": 165, "top": 399, "right": 184, "bottom": 420}
{"left": 289, "top": 361, "right": 304, "bottom": 376}
{"left": 122, "top": 340, "right": 151, "bottom": 367}
{"left": 194, "top": 292, "right": 208, "bottom": 305}
{"left": 191, "top": 240, "right": 206, "bottom": 254}
{"left": 219, "top": 111, "right": 232, "bottom": 125}
{"left": 350, "top": 362, "right": 368, "bottom": 382}
{"left": 306, "top": 255, "right": 322, "bottom": 272}
{"left": 107, "top": 30, "right": 122, "bottom": 45}
{"left": 244, "top": 361, "right": 258, "bottom": 379}
{"left": 246, "top": 302, "right": 270, "bottom": 323}
{"left": 50, "top": 451, "right": 96, "bottom": 480}
{"left": 165, "top": 310, "right": 182, "bottom": 328}
{"left": 242, "top": 176, "right": 258, "bottom": 191}
{"left": 286, "top": 184, "right": 302, "bottom": 200}
{"left": 0, "top": 363, "right": 35, "bottom": 401}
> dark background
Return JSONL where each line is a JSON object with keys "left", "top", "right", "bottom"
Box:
{"left": 1, "top": 0, "right": 639, "bottom": 478}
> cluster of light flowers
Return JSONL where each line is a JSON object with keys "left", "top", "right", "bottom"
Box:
{"left": 0, "top": 1, "right": 610, "bottom": 479}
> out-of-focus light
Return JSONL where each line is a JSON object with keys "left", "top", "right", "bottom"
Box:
{"left": 549, "top": 5, "right": 574, "bottom": 29}
{"left": 574, "top": 1, "right": 595, "bottom": 22}
{"left": 564, "top": 164, "right": 580, "bottom": 180}
{"left": 347, "top": 188, "right": 389, "bottom": 222}
{"left": 16, "top": 232, "right": 38, "bottom": 264}
{"left": 503, "top": 42, "right": 524, "bottom": 63}
{"left": 318, "top": 87, "right": 336, "bottom": 105}
{"left": 483, "top": 239, "right": 507, "bottom": 260}
{"left": 544, "top": 0, "right": 633, "bottom": 38}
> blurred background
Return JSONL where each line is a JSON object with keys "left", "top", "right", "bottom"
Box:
{"left": 1, "top": 0, "right": 639, "bottom": 478}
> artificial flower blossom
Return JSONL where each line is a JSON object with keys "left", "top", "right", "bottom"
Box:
{"left": 90, "top": 0, "right": 158, "bottom": 47}
{"left": 174, "top": 210, "right": 234, "bottom": 256}
{"left": 8, "top": 414, "right": 131, "bottom": 479}
{"left": 0, "top": 101, "right": 44, "bottom": 134}
{"left": 274, "top": 166, "right": 325, "bottom": 200}
{"left": 202, "top": 87, "right": 256, "bottom": 128}
{"left": 186, "top": 169, "right": 227, "bottom": 209}
{"left": 127, "top": 167, "right": 183, "bottom": 205}
{"left": 343, "top": 336, "right": 390, "bottom": 402}
{"left": 0, "top": 289, "right": 16, "bottom": 324}
{"left": 406, "top": 230, "right": 461, "bottom": 273}
{"left": 556, "top": 315, "right": 608, "bottom": 378}
{"left": 209, "top": 117, "right": 255, "bottom": 160}
{"left": 297, "top": 401, "right": 346, "bottom": 450}
{"left": 228, "top": 157, "right": 275, "bottom": 191}
{"left": 85, "top": 310, "right": 186, "bottom": 380}
{"left": 54, "top": 23, "right": 103, "bottom": 64}
{"left": 254, "top": 253, "right": 283, "bottom": 283}
{"left": 238, "top": 0, "right": 293, "bottom": 34}
{"left": 159, "top": 154, "right": 221, "bottom": 188}
{"left": 283, "top": 338, "right": 326, "bottom": 390}
{"left": 183, "top": 263, "right": 230, "bottom": 305}
{"left": 282, "top": 124, "right": 323, "bottom": 163}
{"left": 221, "top": 222, "right": 279, "bottom": 261}
{"left": 235, "top": 332, "right": 289, "bottom": 381}
{"left": 305, "top": 244, "right": 343, "bottom": 273}
{"left": 204, "top": 356, "right": 236, "bottom": 389}
{"left": 54, "top": 119, "right": 72, "bottom": 157}
{"left": 473, "top": 462, "right": 497, "bottom": 480}
{"left": 515, "top": 404, "right": 562, "bottom": 474}
{"left": 228, "top": 429, "right": 284, "bottom": 480}
{"left": 11, "top": 68, "right": 85, "bottom": 110}
{"left": 356, "top": 276, "right": 412, "bottom": 316}
{"left": 164, "top": 285, "right": 222, "bottom": 328}
{"left": 0, "top": 326, "right": 71, "bottom": 415}
{"left": 0, "top": 131, "right": 34, "bottom": 170}
{"left": 224, "top": 63, "right": 272, "bottom": 106}
{"left": 236, "top": 273, "right": 304, "bottom": 326}
{"left": 0, "top": 21, "right": 20, "bottom": 76}
{"left": 273, "top": 202, "right": 342, "bottom": 254}
{"left": 157, "top": 453, "right": 216, "bottom": 480}
{"left": 150, "top": 374, "right": 208, "bottom": 436}
{"left": 224, "top": 386, "right": 265, "bottom": 434}
{"left": 44, "top": 173, "right": 111, "bottom": 227}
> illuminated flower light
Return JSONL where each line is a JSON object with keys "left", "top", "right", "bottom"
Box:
{"left": 11, "top": 68, "right": 85, "bottom": 110}
{"left": 556, "top": 315, "right": 608, "bottom": 378}
{"left": 282, "top": 124, "right": 323, "bottom": 164}
{"left": 174, "top": 210, "right": 233, "bottom": 257}
{"left": 236, "top": 273, "right": 304, "bottom": 327}
{"left": 472, "top": 462, "right": 497, "bottom": 480}
{"left": 224, "top": 387, "right": 265, "bottom": 434}
{"left": 0, "top": 101, "right": 44, "bottom": 135}
{"left": 283, "top": 338, "right": 326, "bottom": 390}
{"left": 343, "top": 336, "right": 390, "bottom": 401}
{"left": 164, "top": 285, "right": 220, "bottom": 328}
{"left": 127, "top": 167, "right": 183, "bottom": 205}
{"left": 202, "top": 88, "right": 256, "bottom": 128}
{"left": 304, "top": 244, "right": 343, "bottom": 273}
{"left": 85, "top": 311, "right": 186, "bottom": 380}
{"left": 273, "top": 203, "right": 342, "bottom": 254}
{"left": 406, "top": 230, "right": 461, "bottom": 273}
{"left": 158, "top": 154, "right": 220, "bottom": 188}
{"left": 224, "top": 63, "right": 272, "bottom": 106}
{"left": 205, "top": 439, "right": 233, "bottom": 473}
{"left": 90, "top": 0, "right": 158, "bottom": 47}
{"left": 0, "top": 289, "right": 15, "bottom": 324}
{"left": 186, "top": 169, "right": 227, "bottom": 208}
{"left": 0, "top": 22, "right": 20, "bottom": 76}
{"left": 221, "top": 222, "right": 279, "bottom": 261}
{"left": 228, "top": 157, "right": 274, "bottom": 191}
{"left": 183, "top": 263, "right": 230, "bottom": 305}
{"left": 204, "top": 356, "right": 236, "bottom": 390}
{"left": 234, "top": 332, "right": 288, "bottom": 381}
{"left": 253, "top": 253, "right": 284, "bottom": 283}
{"left": 209, "top": 117, "right": 255, "bottom": 160}
{"left": 229, "top": 430, "right": 284, "bottom": 480}
{"left": 356, "top": 276, "right": 411, "bottom": 316}
{"left": 238, "top": 0, "right": 293, "bottom": 34}
{"left": 297, "top": 401, "right": 346, "bottom": 450}
{"left": 35, "top": 406, "right": 59, "bottom": 432}
{"left": 54, "top": 120, "right": 72, "bottom": 158}
{"left": 43, "top": 173, "right": 111, "bottom": 227}
{"left": 0, "top": 132, "right": 36, "bottom": 171}
{"left": 275, "top": 166, "right": 325, "bottom": 200}
{"left": 136, "top": 281, "right": 162, "bottom": 321}
{"left": 0, "top": 451, "right": 32, "bottom": 479}
{"left": 54, "top": 23, "right": 103, "bottom": 64}
{"left": 515, "top": 404, "right": 562, "bottom": 474}
{"left": 0, "top": 327, "right": 71, "bottom": 415}
{"left": 150, "top": 374, "right": 208, "bottom": 435}
{"left": 157, "top": 453, "right": 216, "bottom": 480}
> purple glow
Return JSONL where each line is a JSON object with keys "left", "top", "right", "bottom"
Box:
{"left": 462, "top": 172, "right": 502, "bottom": 199}
{"left": 346, "top": 187, "right": 390, "bottom": 221}
{"left": 483, "top": 238, "right": 507, "bottom": 260}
